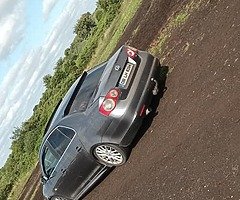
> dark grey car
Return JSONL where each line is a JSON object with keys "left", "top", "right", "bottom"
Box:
{"left": 39, "top": 45, "right": 160, "bottom": 200}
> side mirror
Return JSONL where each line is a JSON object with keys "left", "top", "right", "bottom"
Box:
{"left": 40, "top": 175, "right": 48, "bottom": 184}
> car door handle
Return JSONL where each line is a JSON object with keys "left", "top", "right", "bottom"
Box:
{"left": 76, "top": 146, "right": 82, "bottom": 152}
{"left": 61, "top": 169, "right": 66, "bottom": 174}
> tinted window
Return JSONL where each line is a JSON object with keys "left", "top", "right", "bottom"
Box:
{"left": 48, "top": 128, "right": 72, "bottom": 156}
{"left": 58, "top": 127, "right": 75, "bottom": 139}
{"left": 42, "top": 147, "right": 59, "bottom": 177}
{"left": 68, "top": 65, "right": 105, "bottom": 114}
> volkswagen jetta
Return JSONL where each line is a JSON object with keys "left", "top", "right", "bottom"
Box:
{"left": 39, "top": 45, "right": 160, "bottom": 200}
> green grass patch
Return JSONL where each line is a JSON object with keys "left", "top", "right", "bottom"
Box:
{"left": 149, "top": 0, "right": 207, "bottom": 58}
{"left": 173, "top": 12, "right": 189, "bottom": 25}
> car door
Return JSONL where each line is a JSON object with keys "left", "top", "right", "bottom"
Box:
{"left": 50, "top": 126, "right": 104, "bottom": 199}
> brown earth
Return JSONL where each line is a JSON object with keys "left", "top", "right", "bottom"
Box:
{"left": 20, "top": 0, "right": 240, "bottom": 199}
{"left": 18, "top": 164, "right": 42, "bottom": 200}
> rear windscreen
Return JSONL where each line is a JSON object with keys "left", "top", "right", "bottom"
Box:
{"left": 68, "top": 65, "right": 105, "bottom": 114}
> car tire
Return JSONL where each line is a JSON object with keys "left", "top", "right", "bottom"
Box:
{"left": 93, "top": 144, "right": 128, "bottom": 167}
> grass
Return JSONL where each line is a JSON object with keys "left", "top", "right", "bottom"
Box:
{"left": 132, "top": 24, "right": 140, "bottom": 38}
{"left": 7, "top": 169, "right": 34, "bottom": 200}
{"left": 87, "top": 0, "right": 142, "bottom": 68}
{"left": 149, "top": 0, "right": 207, "bottom": 59}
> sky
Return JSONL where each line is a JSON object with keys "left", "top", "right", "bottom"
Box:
{"left": 0, "top": 0, "right": 97, "bottom": 167}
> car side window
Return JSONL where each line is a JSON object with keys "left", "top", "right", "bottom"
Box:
{"left": 58, "top": 127, "right": 75, "bottom": 140}
{"left": 48, "top": 127, "right": 73, "bottom": 157}
{"left": 42, "top": 146, "right": 59, "bottom": 177}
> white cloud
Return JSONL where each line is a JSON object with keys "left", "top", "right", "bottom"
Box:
{"left": 0, "top": 0, "right": 25, "bottom": 59}
{"left": 42, "top": 0, "right": 59, "bottom": 20}
{"left": 0, "top": 0, "right": 18, "bottom": 18}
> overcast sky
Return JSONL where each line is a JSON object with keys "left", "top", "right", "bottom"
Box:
{"left": 0, "top": 0, "right": 96, "bottom": 167}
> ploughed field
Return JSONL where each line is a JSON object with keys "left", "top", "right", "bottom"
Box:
{"left": 19, "top": 0, "right": 240, "bottom": 199}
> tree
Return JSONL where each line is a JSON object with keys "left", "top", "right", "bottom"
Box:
{"left": 74, "top": 12, "right": 96, "bottom": 40}
{"left": 97, "top": 0, "right": 122, "bottom": 11}
{"left": 57, "top": 57, "right": 64, "bottom": 66}
{"left": 43, "top": 74, "right": 52, "bottom": 88}
{"left": 10, "top": 127, "right": 22, "bottom": 141}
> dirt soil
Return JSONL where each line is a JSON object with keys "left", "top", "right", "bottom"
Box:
{"left": 20, "top": 0, "right": 240, "bottom": 199}
{"left": 18, "top": 164, "right": 42, "bottom": 200}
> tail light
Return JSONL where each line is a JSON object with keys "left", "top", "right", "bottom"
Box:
{"left": 126, "top": 46, "right": 138, "bottom": 59}
{"left": 99, "top": 88, "right": 120, "bottom": 116}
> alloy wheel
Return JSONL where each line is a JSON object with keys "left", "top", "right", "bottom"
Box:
{"left": 94, "top": 144, "right": 126, "bottom": 166}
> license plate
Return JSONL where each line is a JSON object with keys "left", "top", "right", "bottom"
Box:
{"left": 119, "top": 63, "right": 133, "bottom": 87}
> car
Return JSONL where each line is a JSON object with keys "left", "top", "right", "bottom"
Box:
{"left": 39, "top": 45, "right": 161, "bottom": 200}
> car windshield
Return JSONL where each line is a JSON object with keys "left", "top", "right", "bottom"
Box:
{"left": 68, "top": 64, "right": 105, "bottom": 114}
